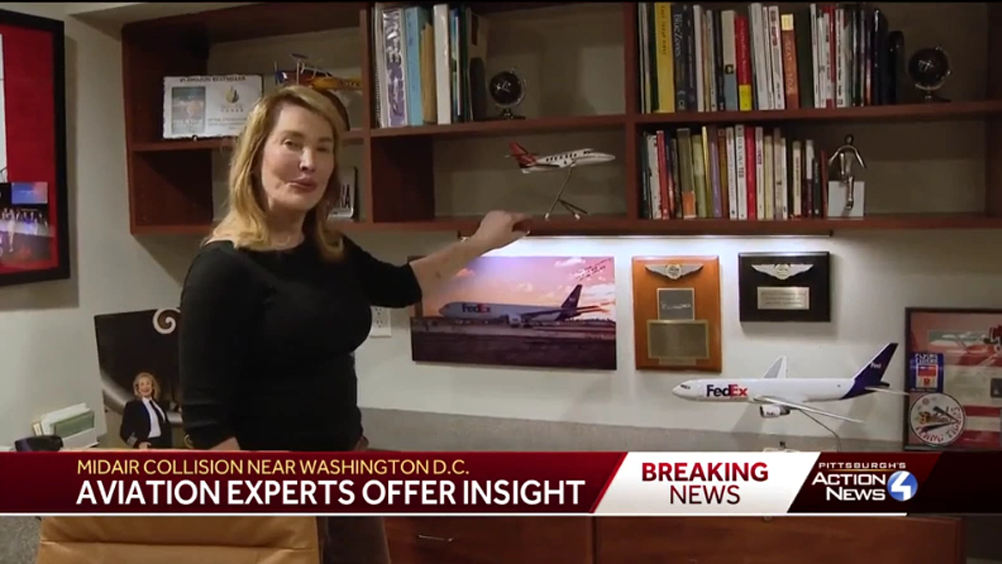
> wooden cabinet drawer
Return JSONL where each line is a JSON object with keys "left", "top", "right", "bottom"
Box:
{"left": 385, "top": 517, "right": 593, "bottom": 564}
{"left": 595, "top": 516, "right": 964, "bottom": 564}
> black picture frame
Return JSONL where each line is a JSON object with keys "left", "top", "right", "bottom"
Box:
{"left": 0, "top": 8, "right": 69, "bottom": 287}
{"left": 737, "top": 251, "right": 831, "bottom": 322}
{"left": 902, "top": 307, "right": 1002, "bottom": 452}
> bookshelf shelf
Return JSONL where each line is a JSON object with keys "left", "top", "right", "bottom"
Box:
{"left": 119, "top": 2, "right": 1002, "bottom": 237}
{"left": 633, "top": 100, "right": 1002, "bottom": 127}
{"left": 131, "top": 130, "right": 366, "bottom": 153}
{"left": 125, "top": 213, "right": 1002, "bottom": 239}
{"left": 370, "top": 114, "right": 626, "bottom": 139}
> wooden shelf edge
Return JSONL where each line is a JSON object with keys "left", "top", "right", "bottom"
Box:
{"left": 370, "top": 114, "right": 626, "bottom": 139}
{"left": 334, "top": 214, "right": 1002, "bottom": 237}
{"left": 634, "top": 100, "right": 1002, "bottom": 126}
{"left": 132, "top": 130, "right": 366, "bottom": 153}
{"left": 130, "top": 215, "right": 1002, "bottom": 237}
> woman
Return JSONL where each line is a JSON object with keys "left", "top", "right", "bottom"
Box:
{"left": 177, "top": 84, "right": 527, "bottom": 563}
{"left": 119, "top": 372, "right": 174, "bottom": 449}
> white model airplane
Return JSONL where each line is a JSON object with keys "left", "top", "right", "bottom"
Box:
{"left": 507, "top": 142, "right": 615, "bottom": 220}
{"left": 437, "top": 284, "right": 604, "bottom": 326}
{"left": 507, "top": 142, "right": 615, "bottom": 173}
{"left": 671, "top": 343, "right": 905, "bottom": 423}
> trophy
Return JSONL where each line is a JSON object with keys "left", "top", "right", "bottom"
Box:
{"left": 907, "top": 45, "right": 951, "bottom": 103}
{"left": 488, "top": 69, "right": 526, "bottom": 120}
{"left": 826, "top": 134, "right": 866, "bottom": 216}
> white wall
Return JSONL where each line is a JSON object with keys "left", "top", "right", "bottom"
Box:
{"left": 1, "top": 2, "right": 999, "bottom": 450}
{"left": 0, "top": 3, "right": 198, "bottom": 446}
{"left": 349, "top": 229, "right": 1002, "bottom": 444}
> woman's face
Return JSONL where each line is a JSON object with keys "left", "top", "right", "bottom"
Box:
{"left": 259, "top": 103, "right": 336, "bottom": 216}
{"left": 137, "top": 377, "right": 153, "bottom": 398}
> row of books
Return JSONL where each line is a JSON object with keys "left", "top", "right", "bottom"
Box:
{"left": 371, "top": 2, "right": 489, "bottom": 128}
{"left": 637, "top": 2, "right": 900, "bottom": 114}
{"left": 640, "top": 124, "right": 833, "bottom": 221}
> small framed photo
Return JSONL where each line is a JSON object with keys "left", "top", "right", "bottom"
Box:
{"left": 329, "top": 166, "right": 357, "bottom": 221}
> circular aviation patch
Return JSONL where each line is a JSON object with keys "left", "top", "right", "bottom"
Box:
{"left": 909, "top": 392, "right": 966, "bottom": 447}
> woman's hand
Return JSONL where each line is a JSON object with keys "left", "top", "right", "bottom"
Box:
{"left": 410, "top": 210, "right": 530, "bottom": 298}
{"left": 469, "top": 210, "right": 530, "bottom": 252}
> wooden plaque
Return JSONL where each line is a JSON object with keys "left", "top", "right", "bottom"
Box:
{"left": 632, "top": 256, "right": 721, "bottom": 372}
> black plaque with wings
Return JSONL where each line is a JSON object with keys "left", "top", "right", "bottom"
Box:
{"left": 738, "top": 251, "right": 831, "bottom": 322}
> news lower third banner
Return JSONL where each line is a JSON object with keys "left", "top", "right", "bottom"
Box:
{"left": 0, "top": 451, "right": 997, "bottom": 516}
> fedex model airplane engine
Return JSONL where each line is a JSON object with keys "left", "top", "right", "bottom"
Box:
{"left": 759, "top": 405, "right": 791, "bottom": 418}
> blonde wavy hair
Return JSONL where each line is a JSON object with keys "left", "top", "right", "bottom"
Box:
{"left": 133, "top": 372, "right": 160, "bottom": 399}
{"left": 208, "top": 84, "right": 347, "bottom": 260}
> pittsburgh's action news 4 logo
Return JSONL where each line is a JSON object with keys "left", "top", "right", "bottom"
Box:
{"left": 815, "top": 463, "right": 918, "bottom": 502}
{"left": 887, "top": 470, "right": 918, "bottom": 502}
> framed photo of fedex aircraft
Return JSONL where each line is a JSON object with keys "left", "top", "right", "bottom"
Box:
{"left": 904, "top": 307, "right": 1002, "bottom": 452}
{"left": 409, "top": 255, "right": 617, "bottom": 370}
{"left": 0, "top": 8, "right": 69, "bottom": 287}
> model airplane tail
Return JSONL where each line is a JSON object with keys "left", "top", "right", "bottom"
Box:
{"left": 847, "top": 343, "right": 903, "bottom": 396}
{"left": 507, "top": 142, "right": 537, "bottom": 168}
{"left": 762, "top": 356, "right": 788, "bottom": 379}
{"left": 561, "top": 284, "right": 583, "bottom": 310}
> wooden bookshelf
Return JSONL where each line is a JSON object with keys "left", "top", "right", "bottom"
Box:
{"left": 120, "top": 2, "right": 1002, "bottom": 236}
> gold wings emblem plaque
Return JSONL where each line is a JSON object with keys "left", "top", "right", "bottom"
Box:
{"left": 632, "top": 256, "right": 721, "bottom": 372}
{"left": 738, "top": 251, "right": 832, "bottom": 322}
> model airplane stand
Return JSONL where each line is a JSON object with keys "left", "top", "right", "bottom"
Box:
{"left": 544, "top": 166, "right": 589, "bottom": 220}
{"left": 799, "top": 410, "right": 844, "bottom": 452}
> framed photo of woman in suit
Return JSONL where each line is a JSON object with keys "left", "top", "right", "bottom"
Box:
{"left": 119, "top": 372, "right": 175, "bottom": 449}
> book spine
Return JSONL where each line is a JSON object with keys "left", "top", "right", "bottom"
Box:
{"left": 768, "top": 5, "right": 786, "bottom": 110}
{"left": 654, "top": 2, "right": 675, "bottom": 113}
{"left": 734, "top": 14, "right": 753, "bottom": 111}
{"left": 382, "top": 8, "right": 407, "bottom": 127}
{"left": 673, "top": 5, "right": 689, "bottom": 112}
{"left": 754, "top": 126, "right": 765, "bottom": 219}
{"left": 734, "top": 124, "right": 748, "bottom": 220}
{"left": 404, "top": 7, "right": 423, "bottom": 126}
{"left": 726, "top": 126, "right": 739, "bottom": 220}
{"left": 780, "top": 13, "right": 799, "bottom": 110}
{"left": 432, "top": 4, "right": 451, "bottom": 125}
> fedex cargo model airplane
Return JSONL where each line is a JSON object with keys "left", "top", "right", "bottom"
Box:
{"left": 437, "top": 284, "right": 603, "bottom": 326}
{"left": 671, "top": 343, "right": 904, "bottom": 423}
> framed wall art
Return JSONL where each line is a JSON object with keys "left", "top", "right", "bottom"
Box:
{"left": 903, "top": 307, "right": 1002, "bottom": 452}
{"left": 0, "top": 8, "right": 69, "bottom": 287}
{"left": 410, "top": 255, "right": 617, "bottom": 370}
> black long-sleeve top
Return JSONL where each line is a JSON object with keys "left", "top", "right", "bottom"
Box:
{"left": 178, "top": 235, "right": 422, "bottom": 451}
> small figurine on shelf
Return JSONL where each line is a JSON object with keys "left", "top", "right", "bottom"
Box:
{"left": 827, "top": 134, "right": 866, "bottom": 216}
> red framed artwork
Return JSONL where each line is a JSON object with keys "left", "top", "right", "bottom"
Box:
{"left": 904, "top": 307, "right": 1002, "bottom": 452}
{"left": 0, "top": 8, "right": 68, "bottom": 287}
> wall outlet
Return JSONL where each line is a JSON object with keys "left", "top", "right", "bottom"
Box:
{"left": 370, "top": 306, "right": 392, "bottom": 337}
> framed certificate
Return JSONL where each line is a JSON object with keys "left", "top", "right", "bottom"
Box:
{"left": 162, "top": 74, "right": 263, "bottom": 139}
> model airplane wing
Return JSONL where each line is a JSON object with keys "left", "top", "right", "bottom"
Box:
{"left": 863, "top": 386, "right": 910, "bottom": 396}
{"left": 754, "top": 395, "right": 863, "bottom": 423}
